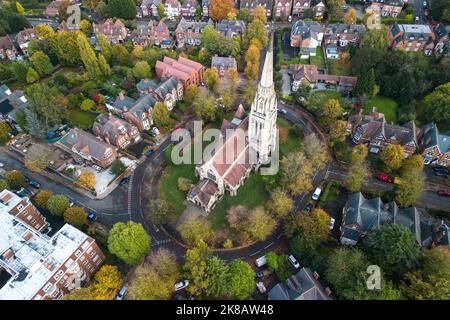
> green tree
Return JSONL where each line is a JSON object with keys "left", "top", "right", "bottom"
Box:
{"left": 111, "top": 159, "right": 126, "bottom": 176}
{"left": 152, "top": 102, "right": 170, "bottom": 127}
{"left": 108, "top": 221, "right": 151, "bottom": 265}
{"left": 51, "top": 31, "right": 82, "bottom": 66}
{"left": 24, "top": 109, "right": 46, "bottom": 139}
{"left": 63, "top": 206, "right": 87, "bottom": 228}
{"left": 6, "top": 170, "right": 25, "bottom": 190}
{"left": 244, "top": 206, "right": 277, "bottom": 241}
{"left": 177, "top": 217, "right": 213, "bottom": 246}
{"left": 206, "top": 256, "right": 230, "bottom": 298}
{"left": 184, "top": 240, "right": 212, "bottom": 296}
{"left": 267, "top": 190, "right": 294, "bottom": 219}
{"left": 35, "top": 190, "right": 53, "bottom": 209}
{"left": 320, "top": 99, "right": 342, "bottom": 128}
{"left": 77, "top": 33, "right": 101, "bottom": 79}
{"left": 285, "top": 208, "right": 331, "bottom": 247}
{"left": 380, "top": 144, "right": 405, "bottom": 173}
{"left": 80, "top": 19, "right": 92, "bottom": 35}
{"left": 47, "top": 194, "right": 70, "bottom": 216}
{"left": 98, "top": 53, "right": 111, "bottom": 76}
{"left": 228, "top": 260, "right": 255, "bottom": 300}
{"left": 236, "top": 8, "right": 251, "bottom": 23}
{"left": 112, "top": 45, "right": 130, "bottom": 66}
{"left": 16, "top": 2, "right": 25, "bottom": 14}
{"left": 107, "top": 0, "right": 136, "bottom": 19}
{"left": 0, "top": 179, "right": 7, "bottom": 192}
{"left": 0, "top": 122, "right": 11, "bottom": 144}
{"left": 11, "top": 61, "right": 28, "bottom": 83}
{"left": 347, "top": 161, "right": 369, "bottom": 192}
{"left": 128, "top": 265, "right": 173, "bottom": 300}
{"left": 146, "top": 198, "right": 177, "bottom": 225}
{"left": 193, "top": 90, "right": 217, "bottom": 122}
{"left": 423, "top": 82, "right": 450, "bottom": 126}
{"left": 353, "top": 68, "right": 376, "bottom": 98}
{"left": 350, "top": 144, "right": 368, "bottom": 164}
{"left": 361, "top": 27, "right": 389, "bottom": 50}
{"left": 204, "top": 68, "right": 219, "bottom": 92}
{"left": 30, "top": 51, "right": 53, "bottom": 76}
{"left": 330, "top": 120, "right": 350, "bottom": 142}
{"left": 395, "top": 167, "right": 424, "bottom": 207}
{"left": 132, "top": 61, "right": 151, "bottom": 80}
{"left": 26, "top": 67, "right": 40, "bottom": 83}
{"left": 364, "top": 224, "right": 421, "bottom": 281}
{"left": 326, "top": 0, "right": 345, "bottom": 20}
{"left": 80, "top": 98, "right": 95, "bottom": 111}
{"left": 157, "top": 3, "right": 165, "bottom": 19}
{"left": 184, "top": 84, "right": 199, "bottom": 106}
{"left": 243, "top": 19, "right": 268, "bottom": 48}
{"left": 97, "top": 33, "right": 112, "bottom": 62}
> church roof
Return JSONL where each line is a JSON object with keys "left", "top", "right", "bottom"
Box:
{"left": 260, "top": 33, "right": 274, "bottom": 88}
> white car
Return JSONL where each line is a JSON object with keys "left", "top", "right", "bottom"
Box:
{"left": 255, "top": 255, "right": 267, "bottom": 268}
{"left": 175, "top": 280, "right": 189, "bottom": 291}
{"left": 424, "top": 155, "right": 432, "bottom": 165}
{"left": 115, "top": 286, "right": 128, "bottom": 300}
{"left": 92, "top": 165, "right": 102, "bottom": 172}
{"left": 329, "top": 218, "right": 336, "bottom": 230}
{"left": 152, "top": 127, "right": 160, "bottom": 135}
{"left": 312, "top": 187, "right": 322, "bottom": 201}
{"left": 288, "top": 255, "right": 300, "bottom": 269}
{"left": 0, "top": 162, "right": 4, "bottom": 168}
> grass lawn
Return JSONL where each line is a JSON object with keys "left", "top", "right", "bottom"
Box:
{"left": 208, "top": 173, "right": 269, "bottom": 231}
{"left": 317, "top": 181, "right": 339, "bottom": 207}
{"left": 363, "top": 96, "right": 398, "bottom": 123}
{"left": 310, "top": 47, "right": 325, "bottom": 69}
{"left": 327, "top": 60, "right": 352, "bottom": 76}
{"left": 277, "top": 118, "right": 302, "bottom": 156}
{"left": 67, "top": 108, "right": 97, "bottom": 130}
{"left": 312, "top": 91, "right": 342, "bottom": 100}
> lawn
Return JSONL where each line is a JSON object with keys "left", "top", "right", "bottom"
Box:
{"left": 312, "top": 91, "right": 342, "bottom": 100}
{"left": 327, "top": 60, "right": 352, "bottom": 76}
{"left": 277, "top": 118, "right": 302, "bottom": 157}
{"left": 67, "top": 108, "right": 97, "bottom": 130}
{"left": 363, "top": 96, "right": 398, "bottom": 123}
{"left": 310, "top": 47, "right": 325, "bottom": 69}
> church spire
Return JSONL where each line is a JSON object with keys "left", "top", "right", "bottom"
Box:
{"left": 259, "top": 32, "right": 274, "bottom": 88}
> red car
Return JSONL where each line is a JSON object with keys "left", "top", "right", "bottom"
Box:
{"left": 377, "top": 174, "right": 394, "bottom": 183}
{"left": 437, "top": 190, "right": 450, "bottom": 197}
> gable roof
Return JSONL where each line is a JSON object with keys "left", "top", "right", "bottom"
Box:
{"left": 422, "top": 122, "right": 450, "bottom": 154}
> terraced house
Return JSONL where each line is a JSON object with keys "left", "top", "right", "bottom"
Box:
{"left": 175, "top": 18, "right": 213, "bottom": 48}
{"left": 388, "top": 23, "right": 435, "bottom": 56}
{"left": 240, "top": 0, "right": 273, "bottom": 17}
{"left": 16, "top": 28, "right": 37, "bottom": 56}
{"left": 93, "top": 19, "right": 127, "bottom": 44}
{"left": 92, "top": 114, "right": 141, "bottom": 149}
{"left": 368, "top": 0, "right": 404, "bottom": 18}
{"left": 216, "top": 20, "right": 246, "bottom": 38}
{"left": 164, "top": 0, "right": 182, "bottom": 19}
{"left": 421, "top": 122, "right": 450, "bottom": 167}
{"left": 111, "top": 92, "right": 155, "bottom": 132}
{"left": 0, "top": 36, "right": 17, "bottom": 60}
{"left": 290, "top": 20, "right": 324, "bottom": 58}
{"left": 131, "top": 20, "right": 171, "bottom": 47}
{"left": 180, "top": 0, "right": 198, "bottom": 18}
{"left": 136, "top": 76, "right": 183, "bottom": 111}
{"left": 273, "top": 0, "right": 293, "bottom": 19}
{"left": 138, "top": 0, "right": 160, "bottom": 17}
{"left": 291, "top": 0, "right": 311, "bottom": 18}
{"left": 156, "top": 56, "right": 205, "bottom": 88}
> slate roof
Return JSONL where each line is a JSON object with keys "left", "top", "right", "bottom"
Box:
{"left": 216, "top": 20, "right": 246, "bottom": 37}
{"left": 211, "top": 56, "right": 237, "bottom": 70}
{"left": 291, "top": 20, "right": 324, "bottom": 39}
{"left": 113, "top": 95, "right": 136, "bottom": 112}
{"left": 422, "top": 122, "right": 450, "bottom": 154}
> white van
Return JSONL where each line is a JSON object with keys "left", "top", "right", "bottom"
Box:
{"left": 255, "top": 255, "right": 267, "bottom": 268}
{"left": 312, "top": 187, "right": 322, "bottom": 201}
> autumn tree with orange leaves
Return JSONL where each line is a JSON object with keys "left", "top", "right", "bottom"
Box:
{"left": 210, "top": 0, "right": 235, "bottom": 22}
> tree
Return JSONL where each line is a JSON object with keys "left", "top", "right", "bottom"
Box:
{"left": 243, "top": 19, "right": 268, "bottom": 49}
{"left": 267, "top": 190, "right": 293, "bottom": 219}
{"left": 364, "top": 224, "right": 421, "bottom": 281}
{"left": 266, "top": 252, "right": 292, "bottom": 281}
{"left": 303, "top": 133, "right": 329, "bottom": 170}
{"left": 146, "top": 198, "right": 177, "bottom": 225}
{"left": 51, "top": 31, "right": 82, "bottom": 66}
{"left": 226, "top": 11, "right": 236, "bottom": 20}
{"left": 350, "top": 144, "right": 368, "bottom": 164}
{"left": 111, "top": 159, "right": 126, "bottom": 176}
{"left": 423, "top": 82, "right": 450, "bottom": 125}
{"left": 227, "top": 68, "right": 239, "bottom": 92}
{"left": 281, "top": 151, "right": 314, "bottom": 195}
{"left": 204, "top": 68, "right": 219, "bottom": 92}
{"left": 184, "top": 84, "right": 199, "bottom": 106}
{"left": 77, "top": 33, "right": 101, "bottom": 79}
{"left": 35, "top": 190, "right": 53, "bottom": 209}
{"left": 78, "top": 171, "right": 95, "bottom": 190}
{"left": 90, "top": 265, "right": 123, "bottom": 300}
{"left": 112, "top": 44, "right": 130, "bottom": 66}
{"left": 98, "top": 53, "right": 111, "bottom": 76}
{"left": 395, "top": 167, "right": 424, "bottom": 207}
{"left": 128, "top": 265, "right": 173, "bottom": 299}
{"left": 244, "top": 43, "right": 261, "bottom": 81}
{"left": 429, "top": 0, "right": 450, "bottom": 22}
{"left": 347, "top": 161, "right": 369, "bottom": 193}
{"left": 58, "top": 0, "right": 71, "bottom": 22}
{"left": 0, "top": 122, "right": 11, "bottom": 144}
{"left": 380, "top": 144, "right": 405, "bottom": 173}
{"left": 133, "top": 61, "right": 151, "bottom": 80}
{"left": 400, "top": 154, "right": 424, "bottom": 175}
{"left": 97, "top": 33, "right": 112, "bottom": 62}
{"left": 320, "top": 99, "right": 342, "bottom": 128}
{"left": 0, "top": 179, "right": 7, "bottom": 192}
{"left": 80, "top": 98, "right": 95, "bottom": 111}
{"left": 344, "top": 8, "right": 357, "bottom": 24}
{"left": 108, "top": 221, "right": 151, "bottom": 265}
{"left": 177, "top": 217, "right": 213, "bottom": 246}
{"left": 26, "top": 67, "right": 40, "bottom": 83}
{"left": 193, "top": 90, "right": 217, "bottom": 122}
{"left": 184, "top": 240, "right": 212, "bottom": 296}
{"left": 80, "top": 19, "right": 92, "bottom": 35}
{"left": 148, "top": 248, "right": 179, "bottom": 280}
{"left": 63, "top": 206, "right": 87, "bottom": 228}
{"left": 330, "top": 120, "right": 350, "bottom": 142}
{"left": 244, "top": 206, "right": 277, "bottom": 241}
{"left": 353, "top": 68, "right": 376, "bottom": 98}
{"left": 152, "top": 102, "right": 170, "bottom": 127}
{"left": 30, "top": 51, "right": 53, "bottom": 76}
{"left": 177, "top": 177, "right": 192, "bottom": 192}
{"left": 6, "top": 170, "right": 25, "bottom": 190}
{"left": 206, "top": 256, "right": 230, "bottom": 298}
{"left": 210, "top": 0, "right": 234, "bottom": 21}
{"left": 35, "top": 24, "right": 55, "bottom": 39}
{"left": 326, "top": 0, "right": 345, "bottom": 21}
{"left": 47, "top": 194, "right": 70, "bottom": 216}
{"left": 228, "top": 260, "right": 255, "bottom": 300}
{"left": 252, "top": 5, "right": 267, "bottom": 23}
{"left": 25, "top": 143, "right": 51, "bottom": 172}
{"left": 16, "top": 2, "right": 25, "bottom": 14}
{"left": 107, "top": 0, "right": 136, "bottom": 19}
{"left": 286, "top": 208, "right": 331, "bottom": 247}
{"left": 157, "top": 3, "right": 165, "bottom": 19}
{"left": 401, "top": 246, "right": 450, "bottom": 300}
{"left": 11, "top": 61, "right": 28, "bottom": 83}
{"left": 237, "top": 8, "right": 252, "bottom": 23}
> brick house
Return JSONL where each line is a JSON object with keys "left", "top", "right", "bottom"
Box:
{"left": 240, "top": 0, "right": 273, "bottom": 17}
{"left": 292, "top": 0, "right": 311, "bottom": 18}
{"left": 44, "top": 0, "right": 61, "bottom": 17}
{"left": 56, "top": 128, "right": 118, "bottom": 168}
{"left": 136, "top": 76, "right": 183, "bottom": 111}
{"left": 273, "top": 0, "right": 293, "bottom": 19}
{"left": 421, "top": 122, "right": 450, "bottom": 167}
{"left": 388, "top": 23, "right": 435, "bottom": 56}
{"left": 155, "top": 56, "right": 205, "bottom": 88}
{"left": 290, "top": 20, "right": 324, "bottom": 58}
{"left": 323, "top": 24, "right": 365, "bottom": 49}
{"left": 92, "top": 113, "right": 140, "bottom": 149}
{"left": 17, "top": 28, "right": 37, "bottom": 56}
{"left": 164, "top": 0, "right": 181, "bottom": 19}
{"left": 434, "top": 23, "right": 450, "bottom": 57}
{"left": 368, "top": 0, "right": 404, "bottom": 18}
{"left": 202, "top": 0, "right": 210, "bottom": 17}
{"left": 181, "top": 0, "right": 198, "bottom": 18}
{"left": 347, "top": 109, "right": 420, "bottom": 157}
{"left": 175, "top": 18, "right": 213, "bottom": 47}
{"left": 312, "top": 0, "right": 326, "bottom": 18}
{"left": 93, "top": 19, "right": 128, "bottom": 44}
{"left": 0, "top": 189, "right": 49, "bottom": 233}
{"left": 0, "top": 36, "right": 17, "bottom": 60}
{"left": 138, "top": 0, "right": 160, "bottom": 18}
{"left": 0, "top": 203, "right": 104, "bottom": 300}
{"left": 211, "top": 56, "right": 238, "bottom": 77}
{"left": 216, "top": 20, "right": 246, "bottom": 38}
{"left": 111, "top": 92, "right": 155, "bottom": 132}
{"left": 131, "top": 20, "right": 171, "bottom": 47}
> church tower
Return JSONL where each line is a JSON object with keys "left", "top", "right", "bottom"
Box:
{"left": 248, "top": 33, "right": 277, "bottom": 164}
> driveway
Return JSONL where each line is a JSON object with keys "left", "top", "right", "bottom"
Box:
{"left": 281, "top": 69, "right": 291, "bottom": 96}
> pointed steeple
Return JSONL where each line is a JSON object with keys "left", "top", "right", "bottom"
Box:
{"left": 260, "top": 32, "right": 274, "bottom": 88}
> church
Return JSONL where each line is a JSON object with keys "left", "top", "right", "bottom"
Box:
{"left": 187, "top": 35, "right": 278, "bottom": 214}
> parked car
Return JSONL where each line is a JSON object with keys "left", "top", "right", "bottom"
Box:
{"left": 288, "top": 255, "right": 300, "bottom": 269}
{"left": 423, "top": 0, "right": 427, "bottom": 7}
{"left": 119, "top": 177, "right": 129, "bottom": 186}
{"left": 433, "top": 166, "right": 449, "bottom": 174}
{"left": 255, "top": 255, "right": 267, "bottom": 268}
{"left": 255, "top": 271, "right": 264, "bottom": 278}
{"left": 87, "top": 211, "right": 97, "bottom": 222}
{"left": 288, "top": 15, "right": 292, "bottom": 22}
{"left": 435, "top": 170, "right": 449, "bottom": 178}
{"left": 377, "top": 173, "right": 394, "bottom": 183}
{"left": 92, "top": 165, "right": 102, "bottom": 172}
{"left": 29, "top": 180, "right": 41, "bottom": 189}
{"left": 256, "top": 282, "right": 267, "bottom": 294}
{"left": 0, "top": 162, "right": 4, "bottom": 168}
{"left": 329, "top": 217, "right": 336, "bottom": 230}
{"left": 15, "top": 187, "right": 32, "bottom": 198}
{"left": 152, "top": 127, "right": 160, "bottom": 135}
{"left": 304, "top": 203, "right": 313, "bottom": 213}
{"left": 415, "top": 16, "right": 419, "bottom": 22}
{"left": 175, "top": 280, "right": 189, "bottom": 291}
{"left": 423, "top": 155, "right": 432, "bottom": 165}
{"left": 437, "top": 190, "right": 450, "bottom": 197}
{"left": 115, "top": 286, "right": 128, "bottom": 300}
{"left": 277, "top": 108, "right": 288, "bottom": 115}
{"left": 312, "top": 187, "right": 322, "bottom": 201}
{"left": 145, "top": 149, "right": 154, "bottom": 157}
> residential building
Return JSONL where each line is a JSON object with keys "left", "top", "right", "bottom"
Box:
{"left": 434, "top": 23, "right": 450, "bottom": 57}
{"left": 268, "top": 268, "right": 333, "bottom": 300}
{"left": 155, "top": 56, "right": 205, "bottom": 88}
{"left": 16, "top": 28, "right": 37, "bottom": 56}
{"left": 388, "top": 23, "right": 435, "bottom": 56}
{"left": 216, "top": 20, "right": 246, "bottom": 38}
{"left": 347, "top": 109, "right": 419, "bottom": 157}
{"left": 312, "top": 0, "right": 325, "bottom": 17}
{"left": 181, "top": 0, "right": 198, "bottom": 18}
{"left": 0, "top": 189, "right": 49, "bottom": 233}
{"left": 240, "top": 0, "right": 273, "bottom": 17}
{"left": 289, "top": 64, "right": 357, "bottom": 91}
{"left": 292, "top": 0, "right": 311, "bottom": 18}
{"left": 202, "top": 0, "right": 210, "bottom": 17}
{"left": 136, "top": 76, "right": 183, "bottom": 111}
{"left": 290, "top": 20, "right": 324, "bottom": 58}
{"left": 0, "top": 85, "right": 28, "bottom": 131}
{"left": 93, "top": 19, "right": 127, "bottom": 44}
{"left": 92, "top": 114, "right": 140, "bottom": 149}
{"left": 56, "top": 128, "right": 118, "bottom": 168}
{"left": 111, "top": 92, "right": 155, "bottom": 132}
{"left": 175, "top": 18, "right": 212, "bottom": 47}
{"left": 0, "top": 202, "right": 104, "bottom": 300}
{"left": 340, "top": 192, "right": 438, "bottom": 247}
{"left": 131, "top": 20, "right": 171, "bottom": 47}
{"left": 138, "top": 0, "right": 160, "bottom": 18}
{"left": 44, "top": 0, "right": 61, "bottom": 17}
{"left": 211, "top": 56, "right": 238, "bottom": 77}
{"left": 164, "top": 0, "right": 181, "bottom": 19}
{"left": 323, "top": 23, "right": 365, "bottom": 49}
{"left": 273, "top": 0, "right": 293, "bottom": 19}
{"left": 368, "top": 0, "right": 404, "bottom": 18}
{"left": 187, "top": 37, "right": 277, "bottom": 213}
{"left": 421, "top": 122, "right": 450, "bottom": 167}
{"left": 0, "top": 36, "right": 17, "bottom": 60}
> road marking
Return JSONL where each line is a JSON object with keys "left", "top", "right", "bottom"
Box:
{"left": 277, "top": 233, "right": 283, "bottom": 240}
{"left": 249, "top": 250, "right": 261, "bottom": 257}
{"left": 264, "top": 242, "right": 274, "bottom": 249}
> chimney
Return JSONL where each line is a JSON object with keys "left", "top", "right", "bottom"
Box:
{"left": 313, "top": 271, "right": 319, "bottom": 279}
{"left": 325, "top": 287, "right": 332, "bottom": 296}
{"left": 372, "top": 106, "right": 377, "bottom": 113}
{"left": 119, "top": 91, "right": 124, "bottom": 101}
